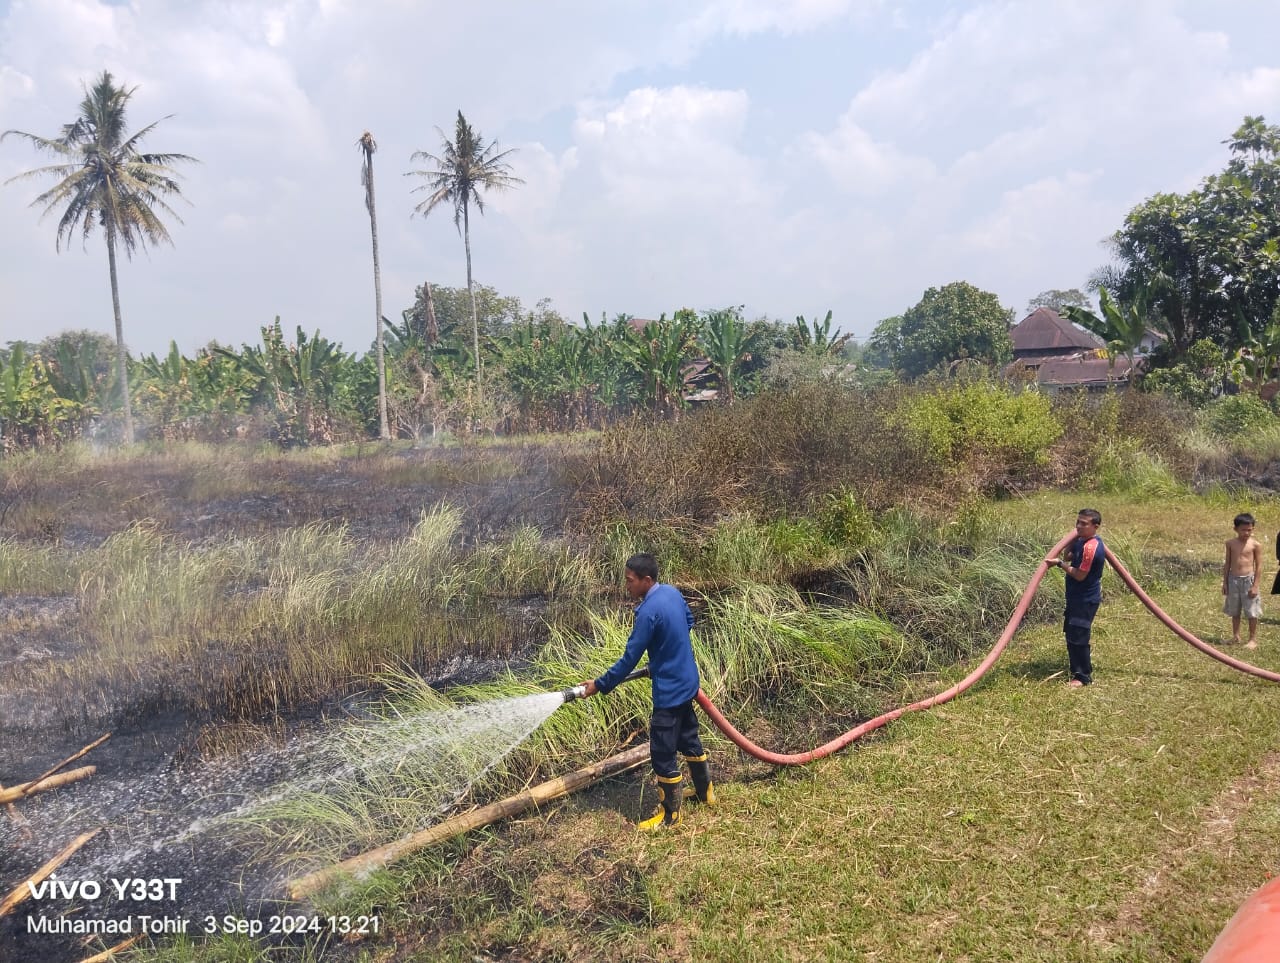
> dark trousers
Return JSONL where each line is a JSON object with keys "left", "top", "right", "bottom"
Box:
{"left": 1064, "top": 599, "right": 1099, "bottom": 685}
{"left": 650, "top": 700, "right": 704, "bottom": 779}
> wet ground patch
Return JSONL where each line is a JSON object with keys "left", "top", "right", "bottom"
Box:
{"left": 0, "top": 442, "right": 589, "bottom": 963}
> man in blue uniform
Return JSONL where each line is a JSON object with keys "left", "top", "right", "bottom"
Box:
{"left": 580, "top": 553, "right": 715, "bottom": 830}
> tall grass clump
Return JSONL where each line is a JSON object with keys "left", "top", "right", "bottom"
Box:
{"left": 78, "top": 524, "right": 260, "bottom": 647}
{"left": 346, "top": 504, "right": 467, "bottom": 621}
{"left": 465, "top": 525, "right": 597, "bottom": 599}
{"left": 0, "top": 539, "right": 79, "bottom": 593}
{"left": 1093, "top": 439, "right": 1188, "bottom": 499}
{"left": 840, "top": 507, "right": 1056, "bottom": 661}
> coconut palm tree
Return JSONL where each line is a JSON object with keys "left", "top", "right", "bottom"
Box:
{"left": 2, "top": 70, "right": 196, "bottom": 444}
{"left": 358, "top": 131, "right": 390, "bottom": 439}
{"left": 407, "top": 111, "right": 522, "bottom": 404}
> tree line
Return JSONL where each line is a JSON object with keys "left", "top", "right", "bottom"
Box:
{"left": 4, "top": 69, "right": 1280, "bottom": 449}
{"left": 0, "top": 306, "right": 856, "bottom": 450}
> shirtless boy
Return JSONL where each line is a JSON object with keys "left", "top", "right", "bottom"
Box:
{"left": 1223, "top": 512, "right": 1263, "bottom": 648}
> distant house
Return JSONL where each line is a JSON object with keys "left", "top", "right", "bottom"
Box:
{"left": 1035, "top": 355, "right": 1135, "bottom": 394}
{"left": 1007, "top": 307, "right": 1132, "bottom": 393}
{"left": 1010, "top": 308, "right": 1105, "bottom": 371}
{"left": 1133, "top": 328, "right": 1167, "bottom": 356}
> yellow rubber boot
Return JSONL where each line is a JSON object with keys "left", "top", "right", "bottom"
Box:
{"left": 637, "top": 774, "right": 682, "bottom": 831}
{"left": 683, "top": 753, "right": 716, "bottom": 806}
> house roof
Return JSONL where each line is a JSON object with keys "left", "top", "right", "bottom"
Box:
{"left": 1011, "top": 308, "right": 1104, "bottom": 354}
{"left": 1036, "top": 355, "right": 1133, "bottom": 386}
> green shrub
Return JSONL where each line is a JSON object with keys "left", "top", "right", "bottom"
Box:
{"left": 816, "top": 489, "right": 880, "bottom": 550}
{"left": 1200, "top": 394, "right": 1273, "bottom": 438}
{"left": 894, "top": 380, "right": 1062, "bottom": 478}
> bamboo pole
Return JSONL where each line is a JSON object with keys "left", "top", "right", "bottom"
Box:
{"left": 287, "top": 744, "right": 650, "bottom": 900}
{"left": 0, "top": 766, "right": 97, "bottom": 804}
{"left": 15, "top": 733, "right": 110, "bottom": 798}
{"left": 79, "top": 934, "right": 143, "bottom": 962}
{"left": 0, "top": 780, "right": 26, "bottom": 825}
{"left": 0, "top": 828, "right": 101, "bottom": 917}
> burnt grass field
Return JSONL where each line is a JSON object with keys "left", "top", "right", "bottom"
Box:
{"left": 0, "top": 442, "right": 591, "bottom": 963}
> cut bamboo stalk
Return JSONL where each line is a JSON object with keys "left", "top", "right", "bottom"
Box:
{"left": 16, "top": 733, "right": 110, "bottom": 797}
{"left": 0, "top": 828, "right": 101, "bottom": 917}
{"left": 287, "top": 744, "right": 650, "bottom": 900}
{"left": 0, "top": 780, "right": 26, "bottom": 825}
{"left": 78, "top": 934, "right": 143, "bottom": 962}
{"left": 0, "top": 766, "right": 97, "bottom": 804}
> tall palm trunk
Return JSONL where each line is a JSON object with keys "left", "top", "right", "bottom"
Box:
{"left": 106, "top": 228, "right": 134, "bottom": 444}
{"left": 462, "top": 201, "right": 482, "bottom": 404}
{"left": 367, "top": 158, "right": 389, "bottom": 439}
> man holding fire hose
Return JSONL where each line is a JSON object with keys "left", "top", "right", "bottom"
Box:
{"left": 579, "top": 552, "right": 716, "bottom": 830}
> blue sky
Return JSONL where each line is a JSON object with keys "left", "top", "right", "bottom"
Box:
{"left": 1, "top": 0, "right": 1278, "bottom": 357}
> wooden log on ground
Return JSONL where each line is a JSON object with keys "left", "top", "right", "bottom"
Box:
{"left": 16, "top": 732, "right": 110, "bottom": 798}
{"left": 0, "top": 766, "right": 97, "bottom": 804}
{"left": 287, "top": 744, "right": 650, "bottom": 900}
{"left": 0, "top": 828, "right": 101, "bottom": 917}
{"left": 78, "top": 934, "right": 143, "bottom": 962}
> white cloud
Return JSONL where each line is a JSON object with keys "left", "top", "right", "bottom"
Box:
{"left": 2, "top": 1, "right": 1279, "bottom": 353}
{"left": 0, "top": 64, "right": 33, "bottom": 109}
{"left": 689, "top": 0, "right": 859, "bottom": 35}
{"left": 798, "top": 117, "right": 935, "bottom": 196}
{"left": 572, "top": 86, "right": 765, "bottom": 215}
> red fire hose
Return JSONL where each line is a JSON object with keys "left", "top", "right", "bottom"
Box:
{"left": 696, "top": 530, "right": 1280, "bottom": 765}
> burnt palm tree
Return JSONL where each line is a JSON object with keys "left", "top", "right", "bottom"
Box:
{"left": 358, "top": 130, "right": 389, "bottom": 438}
{"left": 407, "top": 111, "right": 522, "bottom": 403}
{"left": 2, "top": 70, "right": 196, "bottom": 443}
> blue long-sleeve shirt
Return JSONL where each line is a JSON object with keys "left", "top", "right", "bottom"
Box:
{"left": 594, "top": 583, "right": 700, "bottom": 709}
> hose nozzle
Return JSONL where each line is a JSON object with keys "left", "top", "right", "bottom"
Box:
{"left": 560, "top": 684, "right": 588, "bottom": 703}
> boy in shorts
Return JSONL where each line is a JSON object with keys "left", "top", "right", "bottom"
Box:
{"left": 1223, "top": 512, "right": 1263, "bottom": 649}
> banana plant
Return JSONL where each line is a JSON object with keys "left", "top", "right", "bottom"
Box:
{"left": 216, "top": 319, "right": 357, "bottom": 445}
{"left": 1230, "top": 303, "right": 1280, "bottom": 395}
{"left": 497, "top": 320, "right": 600, "bottom": 429}
{"left": 0, "top": 346, "right": 79, "bottom": 449}
{"left": 615, "top": 310, "right": 703, "bottom": 418}
{"left": 1062, "top": 288, "right": 1152, "bottom": 382}
{"left": 137, "top": 341, "right": 255, "bottom": 438}
{"left": 792, "top": 310, "right": 854, "bottom": 356}
{"left": 43, "top": 337, "right": 116, "bottom": 434}
{"left": 137, "top": 341, "right": 190, "bottom": 438}
{"left": 699, "top": 306, "right": 761, "bottom": 405}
